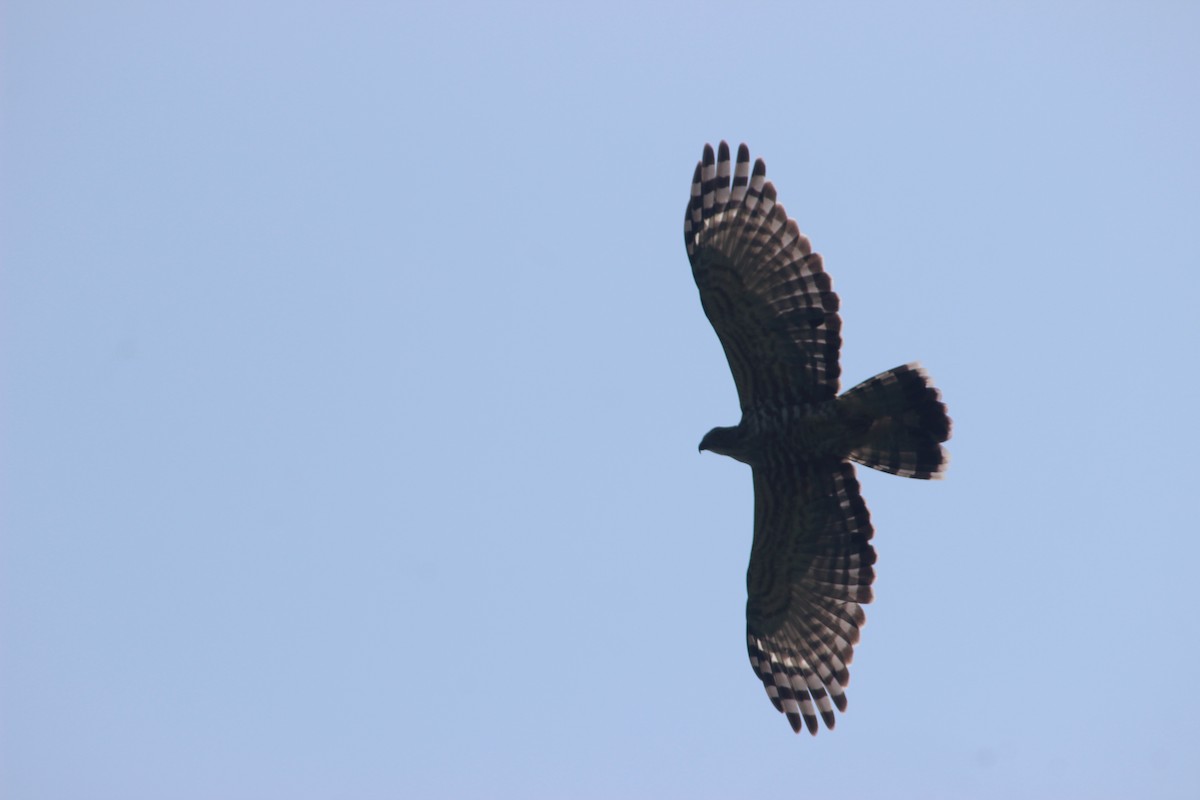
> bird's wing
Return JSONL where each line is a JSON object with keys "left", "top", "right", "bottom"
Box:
{"left": 746, "top": 458, "right": 876, "bottom": 735}
{"left": 685, "top": 142, "right": 842, "bottom": 410}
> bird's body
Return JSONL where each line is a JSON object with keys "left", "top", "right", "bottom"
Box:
{"left": 685, "top": 142, "right": 951, "bottom": 735}
{"left": 701, "top": 400, "right": 859, "bottom": 464}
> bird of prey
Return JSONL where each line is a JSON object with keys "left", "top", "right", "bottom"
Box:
{"left": 684, "top": 142, "right": 951, "bottom": 735}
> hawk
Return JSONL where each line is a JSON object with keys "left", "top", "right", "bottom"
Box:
{"left": 685, "top": 142, "right": 951, "bottom": 735}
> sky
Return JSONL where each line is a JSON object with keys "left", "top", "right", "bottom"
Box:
{"left": 3, "top": 2, "right": 1199, "bottom": 798}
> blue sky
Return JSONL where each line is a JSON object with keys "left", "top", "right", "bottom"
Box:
{"left": 3, "top": 2, "right": 1199, "bottom": 798}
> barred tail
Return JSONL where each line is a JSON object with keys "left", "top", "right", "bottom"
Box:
{"left": 841, "top": 363, "right": 951, "bottom": 479}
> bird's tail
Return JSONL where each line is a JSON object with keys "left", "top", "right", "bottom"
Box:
{"left": 841, "top": 363, "right": 951, "bottom": 479}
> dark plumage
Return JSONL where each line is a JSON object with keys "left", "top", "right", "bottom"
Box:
{"left": 685, "top": 142, "right": 951, "bottom": 735}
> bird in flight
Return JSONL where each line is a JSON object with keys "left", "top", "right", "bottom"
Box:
{"left": 684, "top": 142, "right": 951, "bottom": 735}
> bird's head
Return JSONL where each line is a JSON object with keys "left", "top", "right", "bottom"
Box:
{"left": 698, "top": 425, "right": 750, "bottom": 462}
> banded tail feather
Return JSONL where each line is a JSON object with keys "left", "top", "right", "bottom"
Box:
{"left": 842, "top": 363, "right": 951, "bottom": 479}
